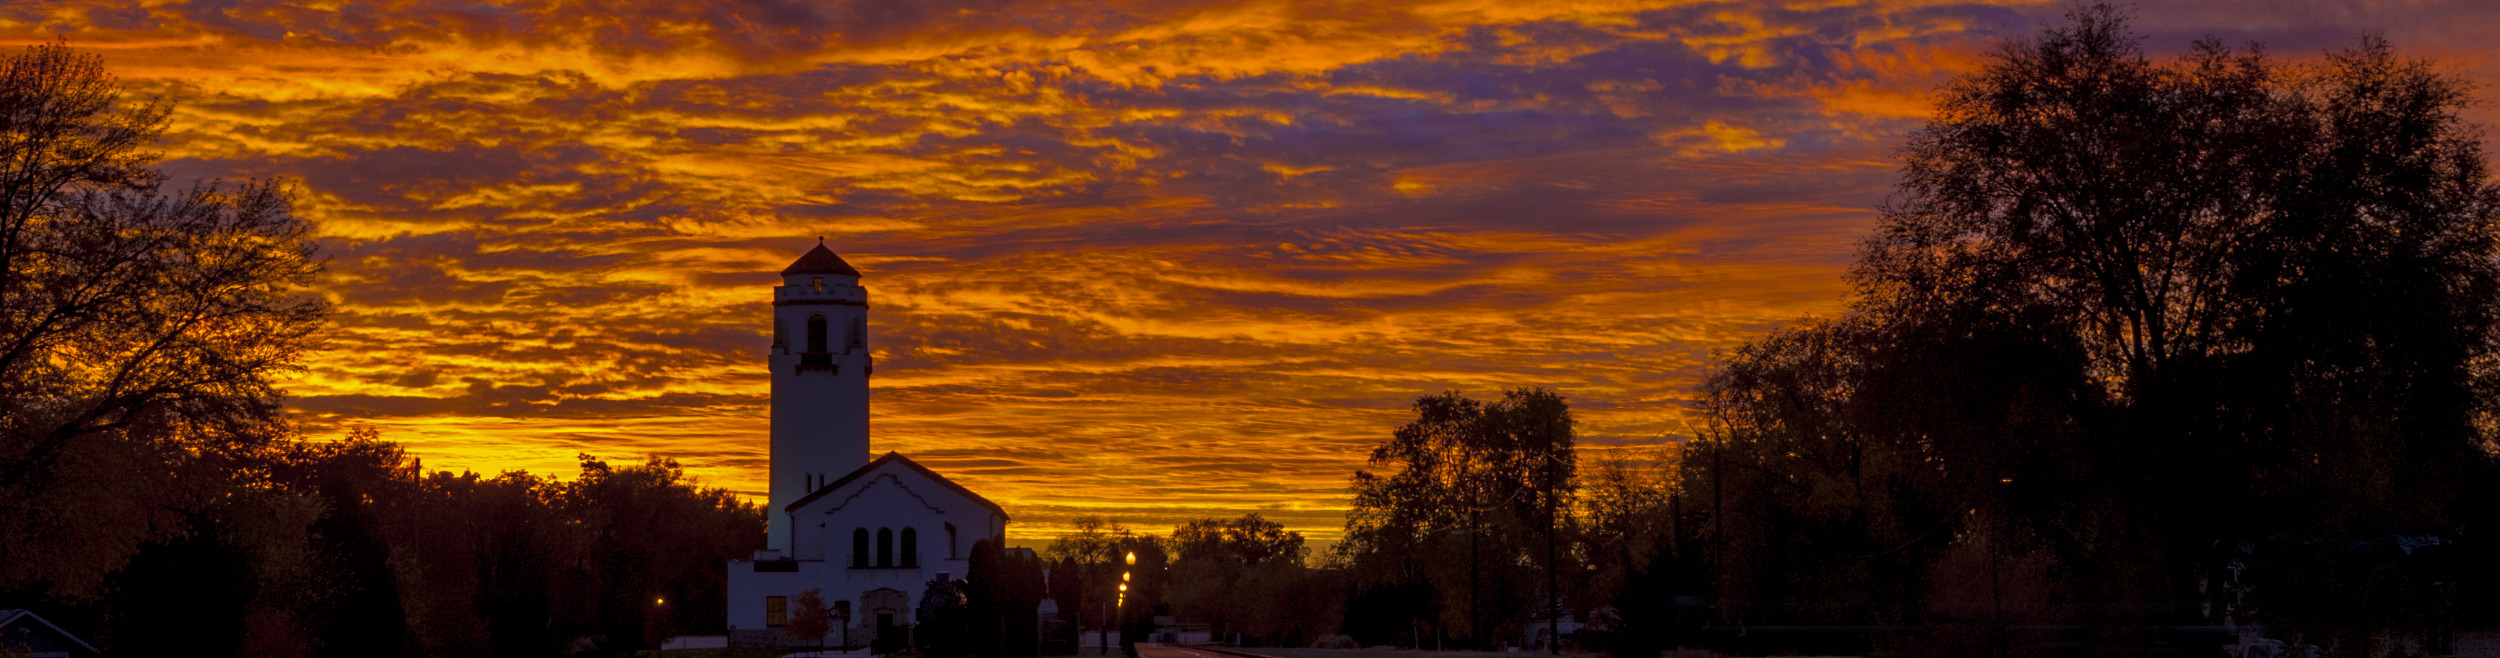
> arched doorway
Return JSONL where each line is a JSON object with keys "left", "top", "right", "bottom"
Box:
{"left": 859, "top": 587, "right": 910, "bottom": 653}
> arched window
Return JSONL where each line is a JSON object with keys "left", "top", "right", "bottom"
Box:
{"left": 851, "top": 317, "right": 865, "bottom": 348}
{"left": 877, "top": 527, "right": 894, "bottom": 568}
{"left": 900, "top": 528, "right": 918, "bottom": 568}
{"left": 807, "top": 315, "right": 828, "bottom": 353}
{"left": 945, "top": 523, "right": 959, "bottom": 559}
{"left": 851, "top": 528, "right": 869, "bottom": 568}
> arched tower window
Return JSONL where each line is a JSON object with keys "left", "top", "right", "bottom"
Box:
{"left": 807, "top": 315, "right": 828, "bottom": 353}
{"left": 851, "top": 528, "right": 869, "bottom": 568}
{"left": 877, "top": 527, "right": 894, "bottom": 568}
{"left": 851, "top": 317, "right": 865, "bottom": 349}
{"left": 900, "top": 528, "right": 918, "bottom": 568}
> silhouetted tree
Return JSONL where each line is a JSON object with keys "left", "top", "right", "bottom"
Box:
{"left": 966, "top": 540, "right": 1049, "bottom": 657}
{"left": 97, "top": 512, "right": 256, "bottom": 658}
{"left": 1173, "top": 514, "right": 1306, "bottom": 568}
{"left": 1044, "top": 517, "right": 1157, "bottom": 651}
{"left": 966, "top": 541, "right": 1008, "bottom": 657}
{"left": 1171, "top": 513, "right": 1307, "bottom": 641}
{"left": 53, "top": 427, "right": 764, "bottom": 658}
{"left": 1234, "top": 559, "right": 1346, "bottom": 648}
{"left": 550, "top": 454, "right": 767, "bottom": 654}
{"left": 1047, "top": 556, "right": 1086, "bottom": 653}
{"left": 1341, "top": 581, "right": 1435, "bottom": 649}
{"left": 308, "top": 476, "right": 412, "bottom": 658}
{"left": 1605, "top": 548, "right": 1678, "bottom": 658}
{"left": 1577, "top": 453, "right": 1682, "bottom": 656}
{"left": 0, "top": 46, "right": 773, "bottom": 655}
{"left": 1690, "top": 4, "right": 2500, "bottom": 654}
{"left": 1338, "top": 387, "right": 1575, "bottom": 650}
{"left": 0, "top": 39, "right": 325, "bottom": 602}
{"left": 918, "top": 574, "right": 970, "bottom": 655}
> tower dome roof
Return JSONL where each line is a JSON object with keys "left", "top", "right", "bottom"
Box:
{"left": 781, "top": 239, "right": 861, "bottom": 277}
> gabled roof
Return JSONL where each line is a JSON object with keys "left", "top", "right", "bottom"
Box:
{"left": 0, "top": 609, "right": 101, "bottom": 656}
{"left": 782, "top": 239, "right": 862, "bottom": 277}
{"left": 784, "top": 451, "right": 1009, "bottom": 520}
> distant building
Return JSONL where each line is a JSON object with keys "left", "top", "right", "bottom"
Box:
{"left": 726, "top": 241, "right": 1011, "bottom": 649}
{"left": 1524, "top": 612, "right": 1587, "bottom": 652}
{"left": 0, "top": 609, "right": 100, "bottom": 658}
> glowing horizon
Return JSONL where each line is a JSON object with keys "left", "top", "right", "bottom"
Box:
{"left": 10, "top": 0, "right": 2496, "bottom": 543}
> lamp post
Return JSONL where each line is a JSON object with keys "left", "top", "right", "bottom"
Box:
{"left": 1119, "top": 550, "right": 1136, "bottom": 656}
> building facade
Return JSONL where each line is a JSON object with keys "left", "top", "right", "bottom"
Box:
{"left": 727, "top": 241, "right": 1009, "bottom": 648}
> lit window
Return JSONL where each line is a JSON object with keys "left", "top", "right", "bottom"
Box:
{"left": 766, "top": 596, "right": 787, "bottom": 627}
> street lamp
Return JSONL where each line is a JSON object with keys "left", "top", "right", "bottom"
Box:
{"left": 1119, "top": 551, "right": 1136, "bottom": 609}
{"left": 1101, "top": 550, "right": 1139, "bottom": 656}
{"left": 1120, "top": 551, "right": 1137, "bottom": 655}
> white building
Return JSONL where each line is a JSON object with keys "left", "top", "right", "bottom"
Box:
{"left": 727, "top": 241, "right": 1011, "bottom": 648}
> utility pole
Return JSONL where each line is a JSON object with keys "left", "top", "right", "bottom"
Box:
{"left": 1989, "top": 485, "right": 2007, "bottom": 658}
{"left": 1100, "top": 557, "right": 1110, "bottom": 658}
{"left": 1545, "top": 413, "right": 1561, "bottom": 655}
{"left": 1469, "top": 496, "right": 1481, "bottom": 651}
{"left": 1712, "top": 422, "right": 1725, "bottom": 631}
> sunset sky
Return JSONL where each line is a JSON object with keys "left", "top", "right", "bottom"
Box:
{"left": 11, "top": 0, "right": 2495, "bottom": 543}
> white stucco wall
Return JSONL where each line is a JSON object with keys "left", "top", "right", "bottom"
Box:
{"left": 767, "top": 271, "right": 872, "bottom": 552}
{"left": 727, "top": 458, "right": 1010, "bottom": 641}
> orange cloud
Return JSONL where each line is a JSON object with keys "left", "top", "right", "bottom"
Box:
{"left": 10, "top": 0, "right": 2481, "bottom": 541}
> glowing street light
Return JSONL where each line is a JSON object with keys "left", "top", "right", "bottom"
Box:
{"left": 1116, "top": 550, "right": 1137, "bottom": 629}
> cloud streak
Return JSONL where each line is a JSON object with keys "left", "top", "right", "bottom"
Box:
{"left": 8, "top": 0, "right": 2493, "bottom": 541}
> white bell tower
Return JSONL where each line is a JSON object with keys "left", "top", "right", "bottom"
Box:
{"left": 767, "top": 238, "right": 872, "bottom": 552}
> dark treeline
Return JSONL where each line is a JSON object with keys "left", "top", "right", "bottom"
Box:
{"left": 1021, "top": 7, "right": 2500, "bottom": 657}
{"left": 85, "top": 434, "right": 764, "bottom": 657}
{"left": 1337, "top": 387, "right": 1599, "bottom": 650}
{"left": 1321, "top": 387, "right": 1683, "bottom": 655}
{"left": 1020, "top": 387, "right": 1682, "bottom": 656}
{"left": 1016, "top": 513, "right": 1342, "bottom": 651}
{"left": 14, "top": 4, "right": 2500, "bottom": 655}
{"left": 0, "top": 41, "right": 765, "bottom": 657}
{"left": 4, "top": 419, "right": 768, "bottom": 658}
{"left": 1680, "top": 4, "right": 2500, "bottom": 656}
